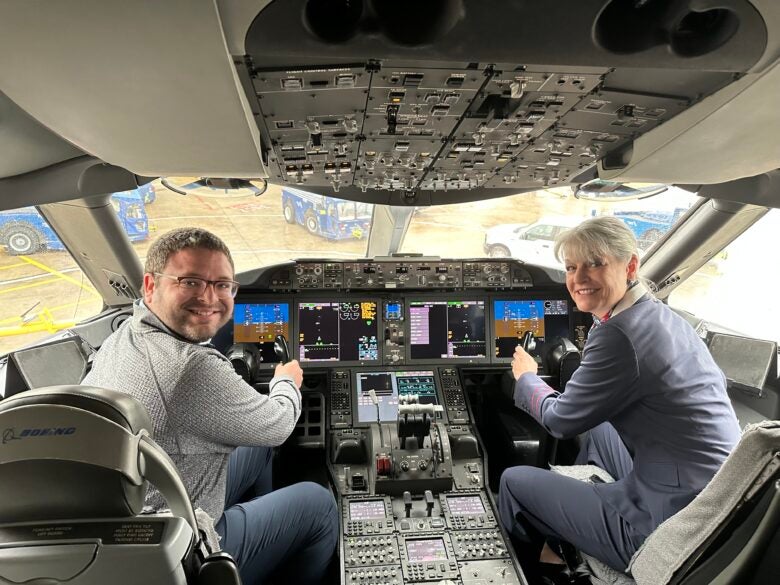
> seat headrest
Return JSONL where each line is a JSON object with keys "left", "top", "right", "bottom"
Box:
{"left": 0, "top": 385, "right": 152, "bottom": 432}
{"left": 0, "top": 385, "right": 152, "bottom": 523}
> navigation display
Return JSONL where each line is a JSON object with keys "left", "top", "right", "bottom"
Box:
{"left": 446, "top": 495, "right": 486, "bottom": 515}
{"left": 233, "top": 303, "right": 290, "bottom": 363}
{"left": 409, "top": 300, "right": 486, "bottom": 360}
{"left": 494, "top": 299, "right": 570, "bottom": 359}
{"left": 349, "top": 500, "right": 387, "bottom": 521}
{"left": 298, "top": 301, "right": 379, "bottom": 362}
{"left": 355, "top": 370, "right": 437, "bottom": 423}
{"left": 406, "top": 538, "right": 448, "bottom": 562}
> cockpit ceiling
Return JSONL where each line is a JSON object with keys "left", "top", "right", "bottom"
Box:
{"left": 1, "top": 0, "right": 779, "bottom": 206}
{"left": 241, "top": 0, "right": 772, "bottom": 204}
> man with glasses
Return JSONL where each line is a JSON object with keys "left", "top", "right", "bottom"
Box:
{"left": 83, "top": 227, "right": 338, "bottom": 585}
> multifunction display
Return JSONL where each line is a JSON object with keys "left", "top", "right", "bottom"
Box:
{"left": 446, "top": 495, "right": 486, "bottom": 515}
{"left": 348, "top": 500, "right": 387, "bottom": 521}
{"left": 233, "top": 303, "right": 290, "bottom": 362}
{"left": 355, "top": 370, "right": 437, "bottom": 424}
{"left": 406, "top": 538, "right": 448, "bottom": 562}
{"left": 494, "top": 299, "right": 569, "bottom": 358}
{"left": 298, "top": 301, "right": 379, "bottom": 362}
{"left": 409, "top": 300, "right": 486, "bottom": 360}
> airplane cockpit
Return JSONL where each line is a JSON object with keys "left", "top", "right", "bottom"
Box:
{"left": 1, "top": 1, "right": 780, "bottom": 584}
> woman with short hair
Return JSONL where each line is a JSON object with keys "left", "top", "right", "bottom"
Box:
{"left": 498, "top": 216, "right": 740, "bottom": 574}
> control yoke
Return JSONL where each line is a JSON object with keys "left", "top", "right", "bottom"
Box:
{"left": 521, "top": 330, "right": 536, "bottom": 353}
{"left": 274, "top": 334, "right": 290, "bottom": 364}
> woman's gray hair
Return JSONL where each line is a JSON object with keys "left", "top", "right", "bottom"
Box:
{"left": 554, "top": 216, "right": 638, "bottom": 263}
{"left": 144, "top": 227, "right": 234, "bottom": 275}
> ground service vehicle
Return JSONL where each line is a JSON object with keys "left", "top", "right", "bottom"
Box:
{"left": 483, "top": 216, "right": 581, "bottom": 264}
{"left": 282, "top": 187, "right": 373, "bottom": 239}
{"left": 0, "top": 188, "right": 151, "bottom": 254}
{"left": 611, "top": 208, "right": 686, "bottom": 249}
{"left": 0, "top": 2, "right": 779, "bottom": 585}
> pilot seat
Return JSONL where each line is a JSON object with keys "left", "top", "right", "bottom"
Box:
{"left": 0, "top": 385, "right": 240, "bottom": 584}
{"left": 553, "top": 419, "right": 780, "bottom": 585}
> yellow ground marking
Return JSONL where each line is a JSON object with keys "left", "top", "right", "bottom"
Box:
{"left": 0, "top": 277, "right": 61, "bottom": 295}
{"left": 0, "top": 308, "right": 76, "bottom": 338}
{"left": 19, "top": 256, "right": 100, "bottom": 298}
{"left": 0, "top": 300, "right": 98, "bottom": 325}
{"left": 0, "top": 263, "right": 27, "bottom": 271}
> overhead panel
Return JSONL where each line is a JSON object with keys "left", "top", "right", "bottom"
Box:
{"left": 241, "top": 0, "right": 770, "bottom": 202}
{"left": 253, "top": 65, "right": 369, "bottom": 189}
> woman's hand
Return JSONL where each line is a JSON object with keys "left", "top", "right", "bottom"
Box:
{"left": 512, "top": 345, "right": 538, "bottom": 380}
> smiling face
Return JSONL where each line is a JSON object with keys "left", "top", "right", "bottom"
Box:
{"left": 564, "top": 253, "right": 639, "bottom": 317}
{"left": 143, "top": 247, "right": 234, "bottom": 342}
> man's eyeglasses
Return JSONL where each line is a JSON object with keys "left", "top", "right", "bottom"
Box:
{"left": 154, "top": 273, "right": 239, "bottom": 298}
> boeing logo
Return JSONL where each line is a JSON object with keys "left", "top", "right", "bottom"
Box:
{"left": 2, "top": 427, "right": 76, "bottom": 444}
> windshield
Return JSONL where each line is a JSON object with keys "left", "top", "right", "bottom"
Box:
{"left": 670, "top": 208, "right": 780, "bottom": 345}
{"left": 142, "top": 181, "right": 369, "bottom": 273}
{"left": 401, "top": 187, "right": 699, "bottom": 265}
{"left": 148, "top": 181, "right": 699, "bottom": 271}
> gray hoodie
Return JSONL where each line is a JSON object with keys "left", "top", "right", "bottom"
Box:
{"left": 83, "top": 301, "right": 301, "bottom": 520}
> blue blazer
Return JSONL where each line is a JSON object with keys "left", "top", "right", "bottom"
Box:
{"left": 514, "top": 294, "right": 740, "bottom": 536}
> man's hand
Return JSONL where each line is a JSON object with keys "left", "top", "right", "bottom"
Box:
{"left": 512, "top": 345, "right": 538, "bottom": 380}
{"left": 275, "top": 360, "right": 304, "bottom": 389}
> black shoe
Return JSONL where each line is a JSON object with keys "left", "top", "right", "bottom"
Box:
{"left": 538, "top": 562, "right": 569, "bottom": 585}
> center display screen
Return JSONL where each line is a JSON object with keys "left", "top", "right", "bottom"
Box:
{"left": 494, "top": 299, "right": 570, "bottom": 358}
{"left": 446, "top": 495, "right": 486, "bottom": 515}
{"left": 406, "top": 538, "right": 448, "bottom": 562}
{"left": 348, "top": 500, "right": 387, "bottom": 521}
{"left": 355, "top": 370, "right": 437, "bottom": 423}
{"left": 409, "top": 300, "right": 486, "bottom": 360}
{"left": 233, "top": 303, "right": 290, "bottom": 363}
{"left": 298, "top": 301, "right": 379, "bottom": 362}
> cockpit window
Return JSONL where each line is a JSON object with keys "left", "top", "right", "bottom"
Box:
{"left": 669, "top": 208, "right": 780, "bottom": 345}
{"left": 0, "top": 207, "right": 108, "bottom": 355}
{"left": 401, "top": 187, "right": 699, "bottom": 266}
{"left": 146, "top": 180, "right": 369, "bottom": 273}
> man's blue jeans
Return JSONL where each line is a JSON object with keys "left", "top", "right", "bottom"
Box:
{"left": 214, "top": 446, "right": 339, "bottom": 585}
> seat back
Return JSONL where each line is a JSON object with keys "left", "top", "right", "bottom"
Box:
{"left": 0, "top": 385, "right": 239, "bottom": 584}
{"left": 629, "top": 420, "right": 780, "bottom": 585}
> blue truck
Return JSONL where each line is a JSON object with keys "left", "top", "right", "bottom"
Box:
{"left": 610, "top": 207, "right": 687, "bottom": 249}
{"left": 0, "top": 186, "right": 152, "bottom": 255}
{"left": 282, "top": 187, "right": 373, "bottom": 240}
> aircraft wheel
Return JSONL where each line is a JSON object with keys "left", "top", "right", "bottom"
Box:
{"left": 5, "top": 225, "right": 41, "bottom": 255}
